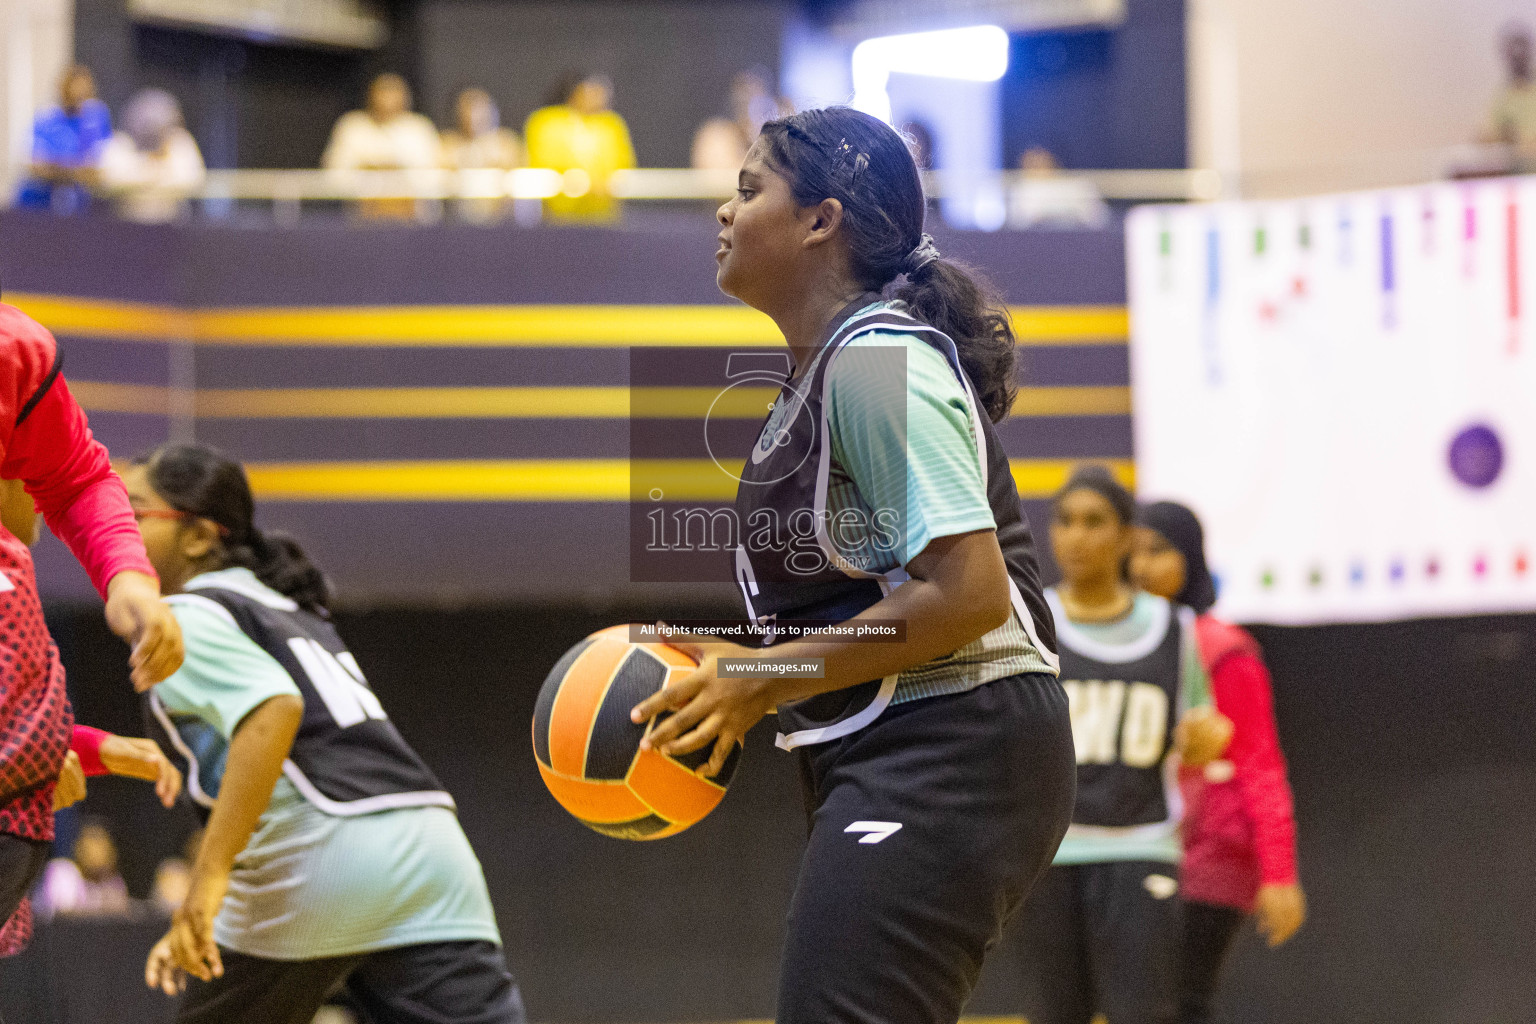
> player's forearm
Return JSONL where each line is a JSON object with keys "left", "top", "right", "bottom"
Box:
{"left": 98, "top": 734, "right": 163, "bottom": 781}
{"left": 760, "top": 532, "right": 1011, "bottom": 704}
{"left": 194, "top": 695, "right": 303, "bottom": 876}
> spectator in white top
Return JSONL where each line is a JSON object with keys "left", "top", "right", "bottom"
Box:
{"left": 322, "top": 73, "right": 442, "bottom": 172}
{"left": 33, "top": 822, "right": 131, "bottom": 919}
{"left": 96, "top": 88, "right": 206, "bottom": 223}
{"left": 690, "top": 69, "right": 789, "bottom": 171}
{"left": 441, "top": 87, "right": 524, "bottom": 223}
{"left": 442, "top": 87, "right": 523, "bottom": 171}
{"left": 1007, "top": 146, "right": 1110, "bottom": 230}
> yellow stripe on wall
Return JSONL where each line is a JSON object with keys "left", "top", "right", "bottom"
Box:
{"left": 7, "top": 294, "right": 194, "bottom": 339}
{"left": 67, "top": 381, "right": 185, "bottom": 415}
{"left": 1011, "top": 386, "right": 1130, "bottom": 417}
{"left": 68, "top": 382, "right": 1130, "bottom": 419}
{"left": 1009, "top": 306, "right": 1127, "bottom": 344}
{"left": 11, "top": 293, "right": 1126, "bottom": 347}
{"left": 1011, "top": 458, "right": 1136, "bottom": 497}
{"left": 242, "top": 458, "right": 1135, "bottom": 502}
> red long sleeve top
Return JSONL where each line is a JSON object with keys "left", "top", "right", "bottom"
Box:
{"left": 1179, "top": 615, "right": 1300, "bottom": 912}
{"left": 0, "top": 304, "right": 157, "bottom": 957}
{"left": 0, "top": 302, "right": 156, "bottom": 838}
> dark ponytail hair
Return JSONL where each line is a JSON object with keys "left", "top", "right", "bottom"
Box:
{"left": 757, "top": 107, "right": 1018, "bottom": 422}
{"left": 134, "top": 443, "right": 332, "bottom": 614}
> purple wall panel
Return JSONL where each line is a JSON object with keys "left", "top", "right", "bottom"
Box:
{"left": 1, "top": 213, "right": 1126, "bottom": 605}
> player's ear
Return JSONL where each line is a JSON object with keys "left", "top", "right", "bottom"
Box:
{"left": 181, "top": 519, "right": 221, "bottom": 560}
{"left": 801, "top": 197, "right": 844, "bottom": 250}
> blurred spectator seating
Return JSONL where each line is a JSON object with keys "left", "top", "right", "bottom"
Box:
{"left": 442, "top": 87, "right": 525, "bottom": 223}
{"left": 14, "top": 65, "right": 111, "bottom": 216}
{"left": 323, "top": 73, "right": 442, "bottom": 219}
{"left": 1007, "top": 147, "right": 1110, "bottom": 230}
{"left": 690, "top": 69, "right": 789, "bottom": 172}
{"left": 1481, "top": 22, "right": 1536, "bottom": 172}
{"left": 150, "top": 858, "right": 191, "bottom": 916}
{"left": 96, "top": 89, "right": 206, "bottom": 224}
{"left": 525, "top": 72, "right": 636, "bottom": 222}
{"left": 32, "top": 822, "right": 129, "bottom": 919}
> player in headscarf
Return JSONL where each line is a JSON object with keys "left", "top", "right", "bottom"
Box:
{"left": 1132, "top": 500, "right": 1305, "bottom": 1023}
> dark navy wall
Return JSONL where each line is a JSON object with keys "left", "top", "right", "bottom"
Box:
{"left": 1003, "top": 0, "right": 1187, "bottom": 170}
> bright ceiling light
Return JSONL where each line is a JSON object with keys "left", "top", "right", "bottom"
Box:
{"left": 852, "top": 24, "right": 1010, "bottom": 123}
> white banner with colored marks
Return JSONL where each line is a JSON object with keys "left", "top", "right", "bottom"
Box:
{"left": 1128, "top": 177, "right": 1536, "bottom": 624}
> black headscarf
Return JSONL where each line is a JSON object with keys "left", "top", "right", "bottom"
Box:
{"left": 1136, "top": 500, "right": 1217, "bottom": 613}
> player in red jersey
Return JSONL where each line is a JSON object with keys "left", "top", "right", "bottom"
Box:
{"left": 1130, "top": 500, "right": 1305, "bottom": 1023}
{"left": 0, "top": 302, "right": 185, "bottom": 980}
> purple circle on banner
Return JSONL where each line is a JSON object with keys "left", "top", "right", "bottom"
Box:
{"left": 1448, "top": 424, "right": 1504, "bottom": 488}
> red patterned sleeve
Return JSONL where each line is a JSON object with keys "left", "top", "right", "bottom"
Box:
{"left": 0, "top": 305, "right": 156, "bottom": 598}
{"left": 1210, "top": 650, "right": 1300, "bottom": 885}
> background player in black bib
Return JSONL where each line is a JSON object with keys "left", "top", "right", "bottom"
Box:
{"left": 1012, "top": 466, "right": 1231, "bottom": 1024}
{"left": 629, "top": 107, "right": 1077, "bottom": 1023}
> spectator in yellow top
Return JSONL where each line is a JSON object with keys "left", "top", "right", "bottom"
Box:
{"left": 524, "top": 71, "right": 636, "bottom": 222}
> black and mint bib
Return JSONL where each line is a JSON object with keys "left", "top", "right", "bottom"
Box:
{"left": 735, "top": 298, "right": 1058, "bottom": 749}
{"left": 148, "top": 574, "right": 452, "bottom": 820}
{"left": 1046, "top": 589, "right": 1189, "bottom": 829}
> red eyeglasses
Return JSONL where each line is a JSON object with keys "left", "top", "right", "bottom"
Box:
{"left": 132, "top": 509, "right": 231, "bottom": 537}
{"left": 132, "top": 509, "right": 189, "bottom": 524}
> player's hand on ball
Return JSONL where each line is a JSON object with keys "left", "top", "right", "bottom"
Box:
{"left": 1175, "top": 706, "right": 1234, "bottom": 767}
{"left": 631, "top": 628, "right": 771, "bottom": 779}
{"left": 1255, "top": 881, "right": 1307, "bottom": 947}
{"left": 52, "top": 751, "right": 87, "bottom": 811}
{"left": 169, "top": 867, "right": 229, "bottom": 982}
{"left": 145, "top": 933, "right": 187, "bottom": 996}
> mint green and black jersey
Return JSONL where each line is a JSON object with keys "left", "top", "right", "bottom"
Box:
{"left": 1046, "top": 588, "right": 1212, "bottom": 866}
{"left": 148, "top": 568, "right": 501, "bottom": 960}
{"left": 733, "top": 297, "right": 1058, "bottom": 750}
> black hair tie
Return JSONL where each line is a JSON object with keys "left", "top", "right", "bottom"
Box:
{"left": 902, "top": 234, "right": 941, "bottom": 276}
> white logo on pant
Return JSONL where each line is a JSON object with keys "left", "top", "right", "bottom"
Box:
{"left": 1143, "top": 874, "right": 1178, "bottom": 900}
{"left": 845, "top": 821, "right": 902, "bottom": 844}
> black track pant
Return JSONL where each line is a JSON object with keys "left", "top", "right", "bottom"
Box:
{"left": 176, "top": 940, "right": 525, "bottom": 1024}
{"left": 776, "top": 672, "right": 1076, "bottom": 1024}
{"left": 1177, "top": 901, "right": 1246, "bottom": 1024}
{"left": 1014, "top": 861, "right": 1186, "bottom": 1024}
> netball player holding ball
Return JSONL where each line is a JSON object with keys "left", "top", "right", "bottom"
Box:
{"left": 628, "top": 107, "right": 1077, "bottom": 1023}
{"left": 125, "top": 444, "right": 523, "bottom": 1024}
{"left": 1012, "top": 467, "right": 1232, "bottom": 1024}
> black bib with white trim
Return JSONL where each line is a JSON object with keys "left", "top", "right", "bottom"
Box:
{"left": 147, "top": 575, "right": 451, "bottom": 820}
{"left": 734, "top": 297, "right": 1058, "bottom": 749}
{"left": 1047, "top": 589, "right": 1187, "bottom": 829}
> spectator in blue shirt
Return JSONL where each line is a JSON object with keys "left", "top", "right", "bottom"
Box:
{"left": 15, "top": 65, "right": 112, "bottom": 214}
